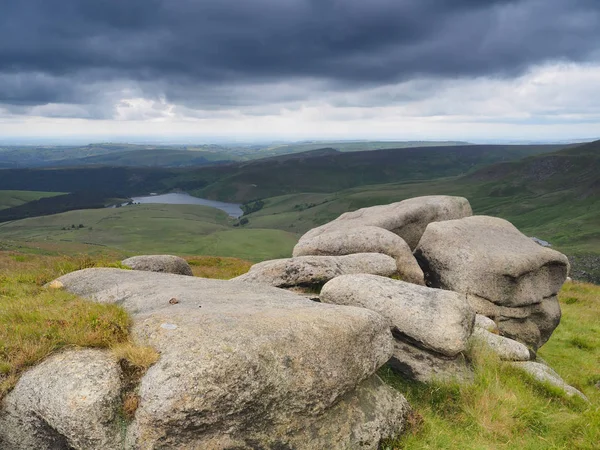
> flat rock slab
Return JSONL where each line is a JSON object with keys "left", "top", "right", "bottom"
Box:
{"left": 299, "top": 195, "right": 472, "bottom": 250}
{"left": 122, "top": 254, "right": 193, "bottom": 276}
{"left": 470, "top": 328, "right": 532, "bottom": 361}
{"left": 320, "top": 274, "right": 475, "bottom": 357}
{"left": 54, "top": 268, "right": 403, "bottom": 449}
{"left": 0, "top": 349, "right": 122, "bottom": 450}
{"left": 510, "top": 361, "right": 588, "bottom": 402}
{"left": 293, "top": 226, "right": 425, "bottom": 285}
{"left": 232, "top": 253, "right": 397, "bottom": 288}
{"left": 415, "top": 216, "right": 569, "bottom": 307}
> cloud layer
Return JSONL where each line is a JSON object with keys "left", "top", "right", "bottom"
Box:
{"left": 1, "top": 0, "right": 599, "bottom": 139}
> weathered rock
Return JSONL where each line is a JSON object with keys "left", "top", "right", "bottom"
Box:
{"left": 415, "top": 216, "right": 569, "bottom": 307}
{"left": 232, "top": 253, "right": 398, "bottom": 288}
{"left": 293, "top": 226, "right": 425, "bottom": 285}
{"left": 510, "top": 361, "right": 588, "bottom": 402}
{"left": 321, "top": 274, "right": 475, "bottom": 357}
{"left": 122, "top": 254, "right": 193, "bottom": 276}
{"left": 474, "top": 314, "right": 499, "bottom": 333}
{"left": 389, "top": 340, "right": 473, "bottom": 383}
{"left": 54, "top": 268, "right": 404, "bottom": 449}
{"left": 0, "top": 349, "right": 122, "bottom": 450}
{"left": 299, "top": 195, "right": 472, "bottom": 249}
{"left": 415, "top": 216, "right": 568, "bottom": 349}
{"left": 168, "top": 374, "right": 411, "bottom": 450}
{"left": 470, "top": 328, "right": 532, "bottom": 361}
{"left": 467, "top": 294, "right": 561, "bottom": 349}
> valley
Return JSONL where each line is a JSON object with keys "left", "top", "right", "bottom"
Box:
{"left": 0, "top": 140, "right": 598, "bottom": 281}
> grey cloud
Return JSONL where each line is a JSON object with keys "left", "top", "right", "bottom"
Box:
{"left": 0, "top": 0, "right": 599, "bottom": 114}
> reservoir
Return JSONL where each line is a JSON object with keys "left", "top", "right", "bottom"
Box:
{"left": 130, "top": 193, "right": 243, "bottom": 218}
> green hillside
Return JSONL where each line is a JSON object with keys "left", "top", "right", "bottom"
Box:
{"left": 0, "top": 204, "right": 297, "bottom": 262}
{"left": 0, "top": 141, "right": 597, "bottom": 279}
{"left": 0, "top": 190, "right": 63, "bottom": 210}
{"left": 184, "top": 144, "right": 568, "bottom": 202}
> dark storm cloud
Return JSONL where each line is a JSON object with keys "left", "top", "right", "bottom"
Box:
{"left": 1, "top": 0, "right": 599, "bottom": 113}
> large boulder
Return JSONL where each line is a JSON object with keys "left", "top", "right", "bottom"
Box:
{"left": 320, "top": 274, "right": 475, "bottom": 382}
{"left": 293, "top": 226, "right": 425, "bottom": 285}
{"left": 122, "top": 254, "right": 193, "bottom": 276}
{"left": 299, "top": 195, "right": 472, "bottom": 249}
{"left": 232, "top": 253, "right": 397, "bottom": 288}
{"left": 0, "top": 349, "right": 123, "bottom": 450}
{"left": 415, "top": 216, "right": 568, "bottom": 349}
{"left": 50, "top": 268, "right": 408, "bottom": 449}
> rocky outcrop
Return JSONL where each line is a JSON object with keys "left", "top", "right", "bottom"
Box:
{"left": 299, "top": 195, "right": 473, "bottom": 250}
{"left": 43, "top": 268, "right": 409, "bottom": 449}
{"left": 293, "top": 226, "right": 425, "bottom": 285}
{"left": 415, "top": 216, "right": 569, "bottom": 349}
{"left": 0, "top": 349, "right": 123, "bottom": 450}
{"left": 122, "top": 254, "right": 193, "bottom": 276}
{"left": 231, "top": 253, "right": 398, "bottom": 288}
{"left": 320, "top": 274, "right": 475, "bottom": 382}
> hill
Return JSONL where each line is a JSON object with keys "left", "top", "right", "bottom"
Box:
{"left": 0, "top": 204, "right": 297, "bottom": 262}
{"left": 0, "top": 140, "right": 472, "bottom": 168}
{"left": 239, "top": 140, "right": 599, "bottom": 281}
{"left": 0, "top": 190, "right": 63, "bottom": 210}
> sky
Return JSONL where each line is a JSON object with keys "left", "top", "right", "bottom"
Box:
{"left": 1, "top": 0, "right": 600, "bottom": 143}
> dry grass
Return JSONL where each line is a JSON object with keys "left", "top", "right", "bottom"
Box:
{"left": 186, "top": 255, "right": 252, "bottom": 279}
{"left": 0, "top": 251, "right": 154, "bottom": 399}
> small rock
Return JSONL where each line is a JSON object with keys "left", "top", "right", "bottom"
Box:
{"left": 122, "top": 255, "right": 193, "bottom": 276}
{"left": 160, "top": 323, "right": 178, "bottom": 330}
{"left": 470, "top": 328, "right": 531, "bottom": 361}
{"left": 47, "top": 280, "right": 64, "bottom": 289}
{"left": 474, "top": 314, "right": 499, "bottom": 333}
{"left": 168, "top": 297, "right": 179, "bottom": 305}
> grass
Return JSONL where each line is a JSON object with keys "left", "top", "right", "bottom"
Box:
{"left": 0, "top": 204, "right": 299, "bottom": 261}
{"left": 0, "top": 190, "right": 63, "bottom": 210}
{"left": 186, "top": 255, "right": 253, "bottom": 279}
{"left": 0, "top": 252, "right": 136, "bottom": 398}
{"left": 380, "top": 281, "right": 600, "bottom": 449}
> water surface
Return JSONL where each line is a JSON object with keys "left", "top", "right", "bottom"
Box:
{"left": 130, "top": 193, "right": 243, "bottom": 218}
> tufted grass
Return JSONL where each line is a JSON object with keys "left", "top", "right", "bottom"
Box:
{"left": 0, "top": 252, "right": 155, "bottom": 399}
{"left": 381, "top": 281, "right": 600, "bottom": 449}
{"left": 186, "top": 255, "right": 253, "bottom": 279}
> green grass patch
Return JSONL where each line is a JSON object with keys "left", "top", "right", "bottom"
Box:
{"left": 0, "top": 204, "right": 298, "bottom": 262}
{"left": 0, "top": 252, "right": 157, "bottom": 399}
{"left": 187, "top": 255, "right": 253, "bottom": 279}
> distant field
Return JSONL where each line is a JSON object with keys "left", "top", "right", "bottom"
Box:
{"left": 0, "top": 190, "right": 63, "bottom": 210}
{"left": 0, "top": 204, "right": 297, "bottom": 262}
